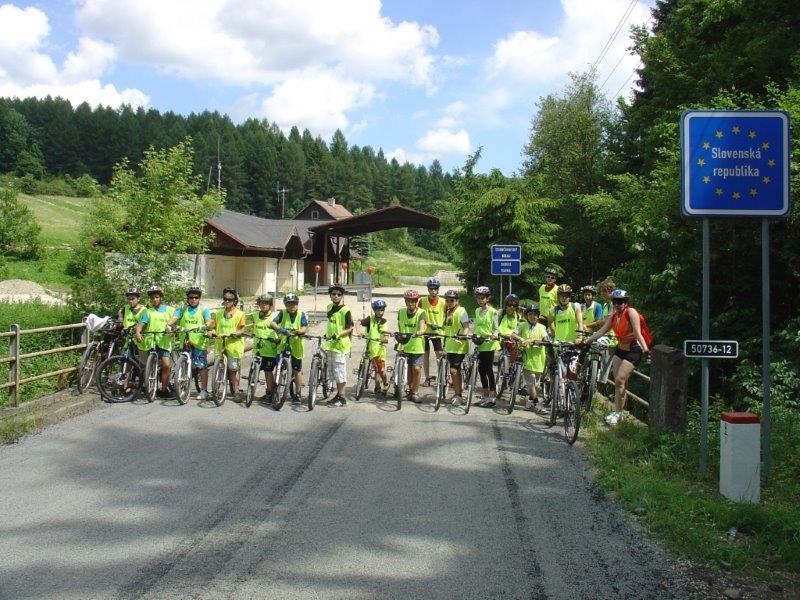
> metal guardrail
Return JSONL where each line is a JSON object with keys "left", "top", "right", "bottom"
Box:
{"left": 2, "top": 322, "right": 86, "bottom": 408}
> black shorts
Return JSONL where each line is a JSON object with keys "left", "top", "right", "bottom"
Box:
{"left": 447, "top": 353, "right": 465, "bottom": 369}
{"left": 426, "top": 336, "right": 443, "bottom": 353}
{"left": 614, "top": 345, "right": 643, "bottom": 366}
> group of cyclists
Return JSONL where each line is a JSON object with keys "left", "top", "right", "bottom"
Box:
{"left": 115, "top": 267, "right": 649, "bottom": 425}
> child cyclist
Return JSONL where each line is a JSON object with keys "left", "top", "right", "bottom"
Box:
{"left": 271, "top": 292, "right": 308, "bottom": 404}
{"left": 169, "top": 286, "right": 213, "bottom": 400}
{"left": 510, "top": 304, "right": 550, "bottom": 413}
{"left": 356, "top": 299, "right": 390, "bottom": 393}
{"left": 420, "top": 278, "right": 445, "bottom": 386}
{"left": 250, "top": 294, "right": 281, "bottom": 402}
{"left": 134, "top": 284, "right": 175, "bottom": 397}
{"left": 473, "top": 285, "right": 500, "bottom": 408}
{"left": 442, "top": 289, "right": 471, "bottom": 406}
{"left": 397, "top": 289, "right": 427, "bottom": 403}
{"left": 324, "top": 284, "right": 353, "bottom": 407}
{"left": 208, "top": 287, "right": 247, "bottom": 398}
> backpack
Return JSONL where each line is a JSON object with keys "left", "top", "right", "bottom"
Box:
{"left": 637, "top": 310, "right": 654, "bottom": 348}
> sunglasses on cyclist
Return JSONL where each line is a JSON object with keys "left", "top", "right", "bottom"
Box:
{"left": 612, "top": 299, "right": 626, "bottom": 305}
{"left": 223, "top": 297, "right": 236, "bottom": 302}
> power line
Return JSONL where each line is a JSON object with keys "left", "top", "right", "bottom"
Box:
{"left": 599, "top": 49, "right": 629, "bottom": 90}
{"left": 592, "top": 0, "right": 637, "bottom": 70}
{"left": 611, "top": 68, "right": 637, "bottom": 100}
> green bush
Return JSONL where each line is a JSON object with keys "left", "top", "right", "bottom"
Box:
{"left": 0, "top": 301, "right": 82, "bottom": 406}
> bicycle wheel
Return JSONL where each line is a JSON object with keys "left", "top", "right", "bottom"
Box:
{"left": 76, "top": 342, "right": 100, "bottom": 393}
{"left": 173, "top": 352, "right": 191, "bottom": 405}
{"left": 211, "top": 355, "right": 228, "bottom": 406}
{"left": 508, "top": 364, "right": 522, "bottom": 415}
{"left": 144, "top": 352, "right": 158, "bottom": 402}
{"left": 495, "top": 354, "right": 508, "bottom": 399}
{"left": 434, "top": 357, "right": 447, "bottom": 411}
{"left": 354, "top": 354, "right": 369, "bottom": 400}
{"left": 273, "top": 358, "right": 290, "bottom": 411}
{"left": 465, "top": 358, "right": 479, "bottom": 414}
{"left": 96, "top": 355, "right": 143, "bottom": 403}
{"left": 394, "top": 356, "right": 406, "bottom": 410}
{"left": 583, "top": 359, "right": 599, "bottom": 414}
{"left": 245, "top": 357, "right": 260, "bottom": 408}
{"left": 564, "top": 380, "right": 581, "bottom": 444}
{"left": 307, "top": 356, "right": 321, "bottom": 411}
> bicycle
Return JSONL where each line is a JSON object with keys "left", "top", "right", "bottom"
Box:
{"left": 462, "top": 334, "right": 489, "bottom": 415}
{"left": 245, "top": 336, "right": 277, "bottom": 408}
{"left": 139, "top": 329, "right": 179, "bottom": 403}
{"left": 170, "top": 326, "right": 208, "bottom": 405}
{"left": 77, "top": 316, "right": 123, "bottom": 394}
{"left": 94, "top": 329, "right": 144, "bottom": 403}
{"left": 576, "top": 337, "right": 611, "bottom": 416}
{"left": 270, "top": 332, "right": 305, "bottom": 411}
{"left": 208, "top": 332, "right": 248, "bottom": 407}
{"left": 494, "top": 335, "right": 515, "bottom": 401}
{"left": 540, "top": 340, "right": 581, "bottom": 444}
{"left": 504, "top": 341, "right": 525, "bottom": 415}
{"left": 353, "top": 335, "right": 388, "bottom": 401}
{"left": 305, "top": 334, "right": 334, "bottom": 411}
{"left": 432, "top": 334, "right": 470, "bottom": 412}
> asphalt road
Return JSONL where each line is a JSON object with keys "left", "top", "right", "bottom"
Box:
{"left": 0, "top": 324, "right": 698, "bottom": 600}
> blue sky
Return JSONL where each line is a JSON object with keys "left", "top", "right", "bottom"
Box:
{"left": 0, "top": 0, "right": 653, "bottom": 174}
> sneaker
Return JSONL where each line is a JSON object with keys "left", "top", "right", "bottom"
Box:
{"left": 450, "top": 395, "right": 463, "bottom": 407}
{"left": 409, "top": 393, "right": 422, "bottom": 404}
{"left": 327, "top": 395, "right": 346, "bottom": 407}
{"left": 524, "top": 398, "right": 536, "bottom": 411}
{"left": 605, "top": 411, "right": 622, "bottom": 425}
{"left": 478, "top": 396, "right": 497, "bottom": 408}
{"left": 156, "top": 388, "right": 170, "bottom": 398}
{"left": 291, "top": 392, "right": 301, "bottom": 404}
{"left": 197, "top": 389, "right": 209, "bottom": 401}
{"left": 374, "top": 382, "right": 381, "bottom": 393}
{"left": 381, "top": 381, "right": 390, "bottom": 394}
{"left": 517, "top": 387, "right": 528, "bottom": 396}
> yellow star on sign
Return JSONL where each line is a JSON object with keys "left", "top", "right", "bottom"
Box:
{"left": 732, "top": 126, "right": 740, "bottom": 134}
{"left": 715, "top": 188, "right": 723, "bottom": 196}
{"left": 763, "top": 176, "right": 771, "bottom": 184}
{"left": 750, "top": 188, "right": 758, "bottom": 197}
{"left": 748, "top": 130, "right": 757, "bottom": 139}
{"left": 732, "top": 191, "right": 741, "bottom": 200}
{"left": 702, "top": 176, "right": 711, "bottom": 183}
{"left": 762, "top": 142, "right": 770, "bottom": 150}
{"left": 702, "top": 141, "right": 711, "bottom": 149}
{"left": 715, "top": 130, "right": 724, "bottom": 139}
{"left": 697, "top": 158, "right": 706, "bottom": 166}
{"left": 768, "top": 159, "right": 776, "bottom": 167}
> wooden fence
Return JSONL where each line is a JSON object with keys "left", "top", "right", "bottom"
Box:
{"left": 1, "top": 322, "right": 86, "bottom": 408}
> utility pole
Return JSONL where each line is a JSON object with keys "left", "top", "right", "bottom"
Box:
{"left": 276, "top": 183, "right": 290, "bottom": 219}
{"left": 216, "top": 135, "right": 222, "bottom": 199}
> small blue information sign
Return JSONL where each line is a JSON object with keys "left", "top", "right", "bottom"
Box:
{"left": 491, "top": 260, "right": 521, "bottom": 276}
{"left": 680, "top": 110, "right": 790, "bottom": 217}
{"left": 491, "top": 245, "right": 521, "bottom": 261}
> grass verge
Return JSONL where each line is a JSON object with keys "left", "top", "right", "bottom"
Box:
{"left": 351, "top": 249, "right": 457, "bottom": 287}
{"left": 0, "top": 414, "right": 40, "bottom": 444}
{"left": 584, "top": 405, "right": 800, "bottom": 584}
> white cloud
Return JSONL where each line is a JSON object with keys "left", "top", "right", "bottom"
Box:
{"left": 417, "top": 128, "right": 471, "bottom": 154}
{"left": 0, "top": 4, "right": 147, "bottom": 108}
{"left": 261, "top": 70, "right": 375, "bottom": 138}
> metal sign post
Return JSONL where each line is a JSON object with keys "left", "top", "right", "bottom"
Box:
{"left": 681, "top": 110, "right": 790, "bottom": 475}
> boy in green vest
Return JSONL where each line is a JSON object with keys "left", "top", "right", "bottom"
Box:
{"left": 511, "top": 304, "right": 550, "bottom": 413}
{"left": 169, "top": 286, "right": 213, "bottom": 400}
{"left": 398, "top": 289, "right": 427, "bottom": 403}
{"left": 442, "top": 289, "right": 471, "bottom": 406}
{"left": 208, "top": 287, "right": 247, "bottom": 398}
{"left": 249, "top": 294, "right": 280, "bottom": 403}
{"left": 134, "top": 284, "right": 176, "bottom": 397}
{"left": 538, "top": 268, "right": 559, "bottom": 324}
{"left": 580, "top": 285, "right": 603, "bottom": 329}
{"left": 355, "top": 299, "right": 390, "bottom": 393}
{"left": 549, "top": 284, "right": 585, "bottom": 342}
{"left": 325, "top": 284, "right": 353, "bottom": 407}
{"left": 118, "top": 286, "right": 144, "bottom": 359}
{"left": 420, "top": 278, "right": 445, "bottom": 386}
{"left": 271, "top": 292, "right": 309, "bottom": 404}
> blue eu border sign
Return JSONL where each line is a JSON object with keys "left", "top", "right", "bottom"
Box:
{"left": 490, "top": 244, "right": 521, "bottom": 276}
{"left": 680, "top": 110, "right": 790, "bottom": 218}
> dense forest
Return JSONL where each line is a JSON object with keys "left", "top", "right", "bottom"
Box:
{"left": 1, "top": 0, "right": 799, "bottom": 405}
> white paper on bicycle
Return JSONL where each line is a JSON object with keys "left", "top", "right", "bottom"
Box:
{"left": 85, "top": 314, "right": 111, "bottom": 333}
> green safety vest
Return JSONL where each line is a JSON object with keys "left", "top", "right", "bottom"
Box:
{"left": 277, "top": 309, "right": 306, "bottom": 359}
{"left": 214, "top": 308, "right": 245, "bottom": 359}
{"left": 582, "top": 301, "right": 599, "bottom": 328}
{"left": 553, "top": 303, "right": 579, "bottom": 342}
{"left": 517, "top": 320, "right": 548, "bottom": 373}
{"left": 443, "top": 305, "right": 469, "bottom": 355}
{"left": 251, "top": 310, "right": 279, "bottom": 358}
{"left": 325, "top": 304, "right": 351, "bottom": 354}
{"left": 365, "top": 315, "right": 388, "bottom": 360}
{"left": 138, "top": 305, "right": 175, "bottom": 351}
{"left": 538, "top": 284, "right": 558, "bottom": 318}
{"left": 420, "top": 296, "right": 445, "bottom": 332}
{"left": 178, "top": 305, "right": 209, "bottom": 349}
{"left": 473, "top": 306, "right": 500, "bottom": 351}
{"left": 122, "top": 304, "right": 144, "bottom": 329}
{"left": 498, "top": 311, "right": 519, "bottom": 338}
{"left": 398, "top": 308, "right": 425, "bottom": 355}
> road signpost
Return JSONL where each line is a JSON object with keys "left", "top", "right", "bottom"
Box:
{"left": 490, "top": 244, "right": 521, "bottom": 298}
{"left": 680, "top": 110, "right": 790, "bottom": 475}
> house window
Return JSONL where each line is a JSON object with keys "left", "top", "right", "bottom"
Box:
{"left": 311, "top": 210, "right": 320, "bottom": 219}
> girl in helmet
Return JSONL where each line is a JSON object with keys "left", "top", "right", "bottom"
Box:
{"left": 583, "top": 289, "right": 650, "bottom": 425}
{"left": 134, "top": 284, "right": 176, "bottom": 398}
{"left": 580, "top": 285, "right": 603, "bottom": 329}
{"left": 208, "top": 287, "right": 247, "bottom": 398}
{"left": 472, "top": 286, "right": 500, "bottom": 408}
{"left": 398, "top": 289, "right": 427, "bottom": 403}
{"left": 170, "top": 286, "right": 213, "bottom": 400}
{"left": 271, "top": 292, "right": 309, "bottom": 404}
{"left": 356, "top": 299, "right": 390, "bottom": 393}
